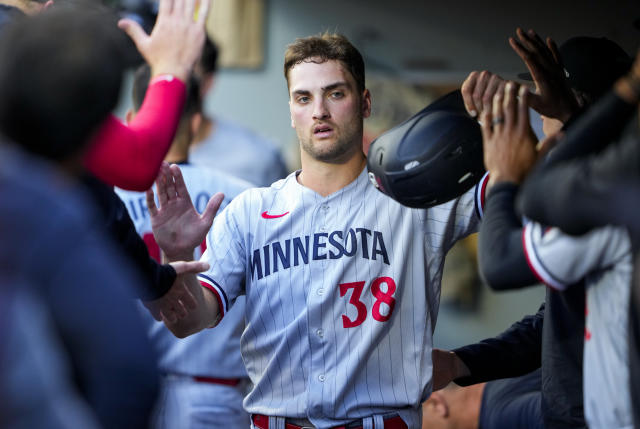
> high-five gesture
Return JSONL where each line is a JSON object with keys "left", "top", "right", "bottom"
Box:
{"left": 118, "top": 0, "right": 211, "bottom": 81}
{"left": 148, "top": 162, "right": 224, "bottom": 261}
{"left": 481, "top": 82, "right": 540, "bottom": 187}
{"left": 510, "top": 28, "right": 580, "bottom": 123}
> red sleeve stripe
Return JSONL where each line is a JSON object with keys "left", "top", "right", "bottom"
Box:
{"left": 475, "top": 172, "right": 490, "bottom": 219}
{"left": 198, "top": 277, "right": 226, "bottom": 323}
{"left": 521, "top": 223, "right": 567, "bottom": 291}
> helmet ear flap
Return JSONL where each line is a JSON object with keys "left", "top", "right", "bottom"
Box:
{"left": 366, "top": 90, "right": 485, "bottom": 209}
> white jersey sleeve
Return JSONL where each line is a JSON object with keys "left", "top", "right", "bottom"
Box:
{"left": 522, "top": 222, "right": 631, "bottom": 290}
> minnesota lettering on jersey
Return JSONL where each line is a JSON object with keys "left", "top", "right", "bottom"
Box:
{"left": 250, "top": 228, "right": 389, "bottom": 280}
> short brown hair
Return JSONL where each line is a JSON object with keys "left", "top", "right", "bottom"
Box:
{"left": 284, "top": 32, "right": 365, "bottom": 93}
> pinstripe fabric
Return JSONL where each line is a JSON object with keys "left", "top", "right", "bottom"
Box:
{"left": 522, "top": 223, "right": 633, "bottom": 429}
{"left": 199, "top": 167, "right": 486, "bottom": 428}
{"left": 115, "top": 165, "right": 253, "bottom": 378}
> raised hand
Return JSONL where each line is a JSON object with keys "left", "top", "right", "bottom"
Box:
{"left": 510, "top": 28, "right": 580, "bottom": 122}
{"left": 148, "top": 162, "right": 224, "bottom": 261}
{"left": 117, "top": 0, "right": 211, "bottom": 82}
{"left": 461, "top": 70, "right": 507, "bottom": 118}
{"left": 481, "top": 82, "right": 539, "bottom": 187}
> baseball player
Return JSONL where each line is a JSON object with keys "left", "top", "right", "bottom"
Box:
{"left": 115, "top": 64, "right": 254, "bottom": 428}
{"left": 474, "top": 82, "right": 632, "bottom": 428}
{"left": 148, "top": 33, "right": 489, "bottom": 428}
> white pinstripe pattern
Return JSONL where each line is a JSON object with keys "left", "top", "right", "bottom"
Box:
{"left": 198, "top": 167, "right": 487, "bottom": 427}
{"left": 520, "top": 222, "right": 633, "bottom": 429}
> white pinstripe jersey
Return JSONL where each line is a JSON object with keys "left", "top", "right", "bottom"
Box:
{"left": 522, "top": 222, "right": 633, "bottom": 429}
{"left": 198, "top": 167, "right": 488, "bottom": 428}
{"left": 115, "top": 164, "right": 253, "bottom": 378}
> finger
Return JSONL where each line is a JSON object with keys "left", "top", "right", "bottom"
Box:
{"left": 480, "top": 107, "right": 492, "bottom": 143}
{"left": 517, "top": 85, "right": 530, "bottom": 132}
{"left": 164, "top": 165, "right": 178, "bottom": 201}
{"left": 146, "top": 188, "right": 159, "bottom": 217}
{"left": 156, "top": 163, "right": 170, "bottom": 208}
{"left": 157, "top": 0, "right": 174, "bottom": 18}
{"left": 472, "top": 71, "right": 492, "bottom": 114}
{"left": 482, "top": 74, "right": 504, "bottom": 113}
{"left": 196, "top": 0, "right": 211, "bottom": 25}
{"left": 117, "top": 19, "right": 148, "bottom": 49}
{"left": 170, "top": 164, "right": 189, "bottom": 200}
{"left": 503, "top": 82, "right": 518, "bottom": 129}
{"left": 183, "top": 0, "right": 196, "bottom": 21}
{"left": 173, "top": 260, "right": 210, "bottom": 275}
{"left": 492, "top": 84, "right": 505, "bottom": 130}
{"left": 547, "top": 37, "right": 563, "bottom": 68}
{"left": 461, "top": 71, "right": 479, "bottom": 117}
{"left": 516, "top": 27, "right": 538, "bottom": 53}
{"left": 173, "top": 0, "right": 186, "bottom": 19}
{"left": 201, "top": 192, "right": 225, "bottom": 227}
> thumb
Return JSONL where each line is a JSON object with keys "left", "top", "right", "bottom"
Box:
{"left": 118, "top": 18, "right": 149, "bottom": 50}
{"left": 201, "top": 192, "right": 225, "bottom": 227}
{"left": 172, "top": 260, "right": 210, "bottom": 275}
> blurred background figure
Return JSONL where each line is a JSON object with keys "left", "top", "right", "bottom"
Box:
{"left": 0, "top": 7, "right": 162, "bottom": 427}
{"left": 189, "top": 36, "right": 289, "bottom": 186}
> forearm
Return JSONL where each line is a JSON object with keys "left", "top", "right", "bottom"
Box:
{"left": 84, "top": 76, "right": 186, "bottom": 191}
{"left": 164, "top": 274, "right": 220, "bottom": 338}
{"left": 453, "top": 305, "right": 544, "bottom": 385}
{"left": 478, "top": 183, "right": 539, "bottom": 289}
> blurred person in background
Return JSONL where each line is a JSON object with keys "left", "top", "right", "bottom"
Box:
{"left": 189, "top": 36, "right": 290, "bottom": 186}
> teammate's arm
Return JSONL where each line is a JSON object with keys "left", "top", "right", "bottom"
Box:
{"left": 84, "top": 0, "right": 210, "bottom": 191}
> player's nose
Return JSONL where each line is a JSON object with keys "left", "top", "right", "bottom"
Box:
{"left": 312, "top": 98, "right": 330, "bottom": 120}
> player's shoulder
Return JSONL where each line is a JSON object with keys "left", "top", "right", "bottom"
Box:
{"left": 225, "top": 171, "right": 296, "bottom": 209}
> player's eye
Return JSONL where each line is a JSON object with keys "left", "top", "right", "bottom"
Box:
{"left": 329, "top": 91, "right": 344, "bottom": 99}
{"left": 296, "top": 95, "right": 310, "bottom": 104}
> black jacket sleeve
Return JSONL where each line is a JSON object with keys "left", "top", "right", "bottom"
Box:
{"left": 478, "top": 182, "right": 539, "bottom": 290}
{"left": 82, "top": 174, "right": 176, "bottom": 300}
{"left": 518, "top": 110, "right": 640, "bottom": 237}
{"left": 453, "top": 303, "right": 544, "bottom": 385}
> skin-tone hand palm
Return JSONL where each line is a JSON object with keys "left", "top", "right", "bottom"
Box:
{"left": 117, "top": 0, "right": 211, "bottom": 81}
{"left": 147, "top": 162, "right": 224, "bottom": 261}
{"left": 509, "top": 28, "right": 580, "bottom": 123}
{"left": 481, "top": 82, "right": 540, "bottom": 187}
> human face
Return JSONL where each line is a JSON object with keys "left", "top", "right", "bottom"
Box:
{"left": 288, "top": 59, "right": 371, "bottom": 163}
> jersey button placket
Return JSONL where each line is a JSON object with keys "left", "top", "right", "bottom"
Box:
{"left": 306, "top": 203, "right": 329, "bottom": 420}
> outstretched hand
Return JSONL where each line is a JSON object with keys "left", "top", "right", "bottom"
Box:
{"left": 461, "top": 70, "right": 507, "bottom": 118}
{"left": 481, "top": 81, "right": 539, "bottom": 187}
{"left": 143, "top": 260, "right": 209, "bottom": 322}
{"left": 148, "top": 162, "right": 224, "bottom": 261}
{"left": 510, "top": 28, "right": 579, "bottom": 122}
{"left": 117, "top": 0, "right": 211, "bottom": 81}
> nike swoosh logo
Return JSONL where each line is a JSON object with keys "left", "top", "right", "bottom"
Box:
{"left": 261, "top": 211, "right": 289, "bottom": 219}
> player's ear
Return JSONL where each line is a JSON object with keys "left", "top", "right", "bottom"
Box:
{"left": 362, "top": 89, "right": 372, "bottom": 119}
{"left": 426, "top": 392, "right": 449, "bottom": 418}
